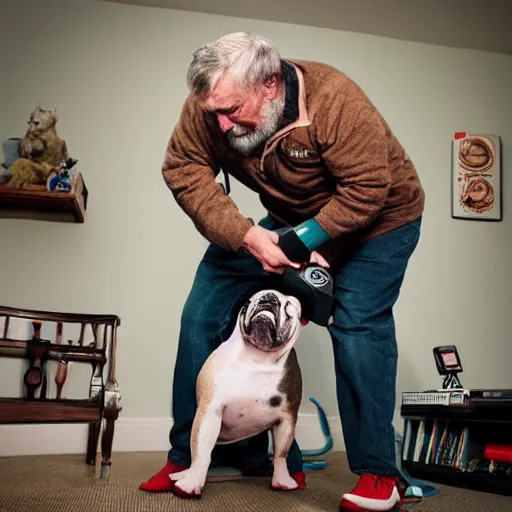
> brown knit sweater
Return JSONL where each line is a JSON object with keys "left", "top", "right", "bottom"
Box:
{"left": 162, "top": 59, "right": 425, "bottom": 267}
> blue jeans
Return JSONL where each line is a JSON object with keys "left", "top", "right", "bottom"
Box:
{"left": 168, "top": 214, "right": 422, "bottom": 476}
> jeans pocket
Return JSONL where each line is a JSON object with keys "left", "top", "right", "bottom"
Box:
{"left": 397, "top": 215, "right": 422, "bottom": 246}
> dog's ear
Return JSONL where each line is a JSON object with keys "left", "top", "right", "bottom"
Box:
{"left": 239, "top": 302, "right": 250, "bottom": 336}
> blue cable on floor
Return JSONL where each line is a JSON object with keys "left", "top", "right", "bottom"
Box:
{"left": 301, "top": 397, "right": 333, "bottom": 471}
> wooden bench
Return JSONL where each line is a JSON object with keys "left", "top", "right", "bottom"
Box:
{"left": 0, "top": 305, "right": 121, "bottom": 479}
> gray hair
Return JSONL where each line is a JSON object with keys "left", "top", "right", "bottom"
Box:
{"left": 187, "top": 32, "right": 283, "bottom": 97}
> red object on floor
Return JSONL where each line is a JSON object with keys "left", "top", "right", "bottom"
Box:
{"left": 339, "top": 501, "right": 402, "bottom": 512}
{"left": 141, "top": 461, "right": 306, "bottom": 497}
{"left": 339, "top": 474, "right": 402, "bottom": 512}
{"left": 139, "top": 460, "right": 187, "bottom": 492}
{"left": 340, "top": 501, "right": 364, "bottom": 512}
{"left": 292, "top": 471, "right": 306, "bottom": 489}
{"left": 484, "top": 444, "right": 512, "bottom": 463}
{"left": 172, "top": 482, "right": 202, "bottom": 499}
{"left": 271, "top": 470, "right": 306, "bottom": 491}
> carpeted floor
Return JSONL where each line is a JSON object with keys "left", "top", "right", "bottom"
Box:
{"left": 1, "top": 451, "right": 511, "bottom": 512}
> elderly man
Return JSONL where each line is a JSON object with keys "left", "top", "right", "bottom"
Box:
{"left": 140, "top": 32, "right": 424, "bottom": 512}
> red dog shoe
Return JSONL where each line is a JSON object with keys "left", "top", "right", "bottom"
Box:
{"left": 139, "top": 460, "right": 186, "bottom": 492}
{"left": 271, "top": 470, "right": 306, "bottom": 491}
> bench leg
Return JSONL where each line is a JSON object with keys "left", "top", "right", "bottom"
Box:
{"left": 100, "top": 382, "right": 122, "bottom": 479}
{"left": 100, "top": 409, "right": 119, "bottom": 479}
{"left": 86, "top": 421, "right": 101, "bottom": 465}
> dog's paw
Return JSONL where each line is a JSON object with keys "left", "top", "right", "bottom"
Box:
{"left": 170, "top": 470, "right": 204, "bottom": 499}
{"left": 271, "top": 472, "right": 299, "bottom": 491}
{"left": 169, "top": 470, "right": 188, "bottom": 482}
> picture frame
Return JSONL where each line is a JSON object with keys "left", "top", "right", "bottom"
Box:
{"left": 451, "top": 132, "right": 502, "bottom": 221}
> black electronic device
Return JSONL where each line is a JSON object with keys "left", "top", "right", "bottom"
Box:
{"left": 274, "top": 227, "right": 311, "bottom": 262}
{"left": 433, "top": 345, "right": 464, "bottom": 389}
{"left": 281, "top": 264, "right": 334, "bottom": 327}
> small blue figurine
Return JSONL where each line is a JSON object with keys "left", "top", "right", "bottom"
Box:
{"left": 47, "top": 157, "right": 78, "bottom": 192}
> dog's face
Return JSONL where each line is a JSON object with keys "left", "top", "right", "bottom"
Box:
{"left": 239, "top": 290, "right": 303, "bottom": 354}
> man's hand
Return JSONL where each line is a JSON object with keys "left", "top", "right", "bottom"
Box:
{"left": 310, "top": 250, "right": 330, "bottom": 268}
{"left": 243, "top": 226, "right": 302, "bottom": 274}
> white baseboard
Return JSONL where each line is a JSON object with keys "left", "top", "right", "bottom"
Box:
{"left": 0, "top": 414, "right": 345, "bottom": 457}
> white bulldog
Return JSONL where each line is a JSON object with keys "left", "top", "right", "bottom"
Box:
{"left": 170, "top": 289, "right": 307, "bottom": 497}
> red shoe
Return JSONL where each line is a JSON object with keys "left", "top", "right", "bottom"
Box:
{"left": 292, "top": 471, "right": 306, "bottom": 489}
{"left": 340, "top": 474, "right": 401, "bottom": 511}
{"left": 271, "top": 470, "right": 306, "bottom": 491}
{"left": 139, "top": 460, "right": 187, "bottom": 492}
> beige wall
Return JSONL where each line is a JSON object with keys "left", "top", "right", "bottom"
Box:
{"left": 1, "top": 0, "right": 511, "bottom": 438}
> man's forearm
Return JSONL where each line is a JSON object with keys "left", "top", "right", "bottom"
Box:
{"left": 276, "top": 218, "right": 332, "bottom": 262}
{"left": 293, "top": 219, "right": 331, "bottom": 251}
{"left": 312, "top": 91, "right": 392, "bottom": 239}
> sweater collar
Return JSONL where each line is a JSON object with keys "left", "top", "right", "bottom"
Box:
{"left": 281, "top": 59, "right": 300, "bottom": 127}
{"left": 259, "top": 60, "right": 311, "bottom": 170}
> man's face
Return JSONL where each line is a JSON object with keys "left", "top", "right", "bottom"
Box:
{"left": 204, "top": 75, "right": 284, "bottom": 155}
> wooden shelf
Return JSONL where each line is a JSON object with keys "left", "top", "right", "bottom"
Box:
{"left": 402, "top": 460, "right": 512, "bottom": 497}
{"left": 0, "top": 172, "right": 88, "bottom": 223}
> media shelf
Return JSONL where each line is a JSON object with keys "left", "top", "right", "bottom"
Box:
{"left": 403, "top": 460, "right": 512, "bottom": 496}
{"left": 400, "top": 390, "right": 512, "bottom": 497}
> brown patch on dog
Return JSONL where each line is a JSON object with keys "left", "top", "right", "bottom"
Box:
{"left": 190, "top": 355, "right": 226, "bottom": 459}
{"left": 274, "top": 349, "right": 301, "bottom": 459}
{"left": 272, "top": 415, "right": 295, "bottom": 459}
{"left": 277, "top": 348, "right": 302, "bottom": 422}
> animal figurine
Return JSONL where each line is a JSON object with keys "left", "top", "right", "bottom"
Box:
{"left": 170, "top": 289, "right": 307, "bottom": 498}
{"left": 6, "top": 106, "right": 69, "bottom": 189}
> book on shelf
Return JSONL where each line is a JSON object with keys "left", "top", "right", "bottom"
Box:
{"left": 402, "top": 419, "right": 472, "bottom": 468}
{"left": 402, "top": 418, "right": 512, "bottom": 477}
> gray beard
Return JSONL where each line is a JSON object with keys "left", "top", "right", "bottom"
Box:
{"left": 227, "top": 97, "right": 285, "bottom": 156}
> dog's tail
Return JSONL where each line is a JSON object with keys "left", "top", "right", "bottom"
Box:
{"left": 301, "top": 397, "right": 333, "bottom": 458}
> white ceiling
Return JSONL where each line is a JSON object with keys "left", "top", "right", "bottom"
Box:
{"left": 105, "top": 0, "right": 512, "bottom": 56}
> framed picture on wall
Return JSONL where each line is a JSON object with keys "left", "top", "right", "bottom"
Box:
{"left": 451, "top": 132, "right": 502, "bottom": 221}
